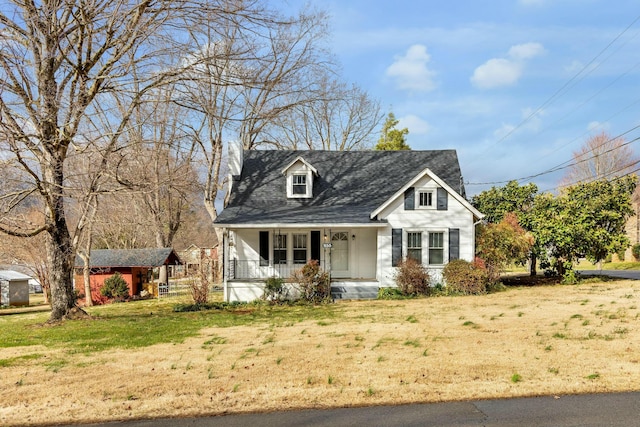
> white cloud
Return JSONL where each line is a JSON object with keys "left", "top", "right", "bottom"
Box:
{"left": 398, "top": 114, "right": 430, "bottom": 135}
{"left": 471, "top": 42, "right": 545, "bottom": 89}
{"left": 564, "top": 60, "right": 584, "bottom": 74}
{"left": 471, "top": 58, "right": 522, "bottom": 89}
{"left": 386, "top": 44, "right": 437, "bottom": 92}
{"left": 521, "top": 107, "right": 545, "bottom": 131}
{"left": 493, "top": 123, "right": 516, "bottom": 139}
{"left": 508, "top": 42, "right": 545, "bottom": 60}
{"left": 492, "top": 107, "right": 546, "bottom": 138}
{"left": 587, "top": 121, "right": 610, "bottom": 131}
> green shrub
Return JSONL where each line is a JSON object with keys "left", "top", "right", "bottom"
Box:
{"left": 262, "top": 276, "right": 288, "bottom": 303}
{"left": 291, "top": 260, "right": 331, "bottom": 304}
{"left": 394, "top": 258, "right": 430, "bottom": 296}
{"left": 632, "top": 244, "right": 640, "bottom": 261}
{"left": 377, "top": 287, "right": 407, "bottom": 300}
{"left": 100, "top": 272, "right": 130, "bottom": 301}
{"left": 442, "top": 259, "right": 488, "bottom": 295}
{"left": 561, "top": 269, "right": 578, "bottom": 285}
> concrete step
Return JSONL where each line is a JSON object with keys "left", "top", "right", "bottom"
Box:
{"left": 331, "top": 285, "right": 379, "bottom": 300}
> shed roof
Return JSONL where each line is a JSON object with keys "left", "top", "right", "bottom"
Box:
{"left": 215, "top": 150, "right": 465, "bottom": 225}
{"left": 0, "top": 270, "right": 32, "bottom": 281}
{"left": 75, "top": 248, "right": 182, "bottom": 268}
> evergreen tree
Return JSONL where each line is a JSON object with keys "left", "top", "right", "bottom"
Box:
{"left": 374, "top": 112, "right": 410, "bottom": 150}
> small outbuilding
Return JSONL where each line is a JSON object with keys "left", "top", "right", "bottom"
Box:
{"left": 0, "top": 270, "right": 31, "bottom": 307}
{"left": 74, "top": 248, "right": 182, "bottom": 300}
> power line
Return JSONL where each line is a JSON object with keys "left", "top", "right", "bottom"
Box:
{"left": 526, "top": 94, "right": 640, "bottom": 166}
{"left": 466, "top": 127, "right": 640, "bottom": 186}
{"left": 541, "top": 159, "right": 640, "bottom": 193}
{"left": 468, "top": 13, "right": 640, "bottom": 167}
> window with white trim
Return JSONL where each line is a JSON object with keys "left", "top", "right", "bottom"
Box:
{"left": 418, "top": 190, "right": 434, "bottom": 208}
{"left": 407, "top": 232, "right": 422, "bottom": 263}
{"left": 292, "top": 174, "right": 307, "bottom": 196}
{"left": 274, "top": 234, "right": 287, "bottom": 264}
{"left": 428, "top": 232, "right": 444, "bottom": 265}
{"left": 293, "top": 233, "right": 307, "bottom": 264}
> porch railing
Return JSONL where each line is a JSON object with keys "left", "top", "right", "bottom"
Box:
{"left": 229, "top": 259, "right": 328, "bottom": 280}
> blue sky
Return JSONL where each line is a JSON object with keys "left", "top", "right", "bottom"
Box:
{"left": 300, "top": 0, "right": 640, "bottom": 196}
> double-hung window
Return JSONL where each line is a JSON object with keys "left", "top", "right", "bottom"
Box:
{"left": 274, "top": 234, "right": 287, "bottom": 264}
{"left": 418, "top": 191, "right": 433, "bottom": 208}
{"left": 293, "top": 234, "right": 307, "bottom": 264}
{"left": 428, "top": 232, "right": 444, "bottom": 265}
{"left": 407, "top": 232, "right": 422, "bottom": 263}
{"left": 292, "top": 174, "right": 307, "bottom": 196}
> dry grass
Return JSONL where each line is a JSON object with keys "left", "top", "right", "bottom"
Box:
{"left": 2, "top": 280, "right": 640, "bottom": 426}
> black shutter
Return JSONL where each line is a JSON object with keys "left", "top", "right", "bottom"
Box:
{"left": 310, "top": 231, "right": 321, "bottom": 262}
{"left": 437, "top": 188, "right": 448, "bottom": 210}
{"left": 392, "top": 228, "right": 402, "bottom": 266}
{"left": 449, "top": 228, "right": 460, "bottom": 261}
{"left": 259, "top": 231, "right": 269, "bottom": 266}
{"left": 404, "top": 187, "right": 415, "bottom": 210}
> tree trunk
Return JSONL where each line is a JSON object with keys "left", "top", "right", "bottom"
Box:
{"left": 46, "top": 218, "right": 77, "bottom": 322}
{"left": 45, "top": 160, "right": 81, "bottom": 322}
{"left": 78, "top": 251, "right": 93, "bottom": 307}
{"left": 204, "top": 196, "right": 224, "bottom": 284}
{"left": 529, "top": 252, "right": 537, "bottom": 276}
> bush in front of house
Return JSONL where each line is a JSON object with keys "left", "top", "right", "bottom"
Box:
{"left": 291, "top": 259, "right": 331, "bottom": 304}
{"left": 394, "top": 258, "right": 430, "bottom": 296}
{"left": 633, "top": 244, "right": 640, "bottom": 261}
{"left": 442, "top": 258, "right": 489, "bottom": 295}
{"left": 262, "top": 276, "right": 288, "bottom": 303}
{"left": 377, "top": 287, "right": 410, "bottom": 300}
{"left": 100, "top": 272, "right": 130, "bottom": 301}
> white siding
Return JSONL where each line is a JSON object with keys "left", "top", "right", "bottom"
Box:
{"left": 376, "top": 176, "right": 477, "bottom": 288}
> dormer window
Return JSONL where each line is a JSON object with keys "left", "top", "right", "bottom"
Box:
{"left": 418, "top": 190, "right": 434, "bottom": 208}
{"left": 292, "top": 174, "right": 307, "bottom": 195}
{"left": 282, "top": 156, "right": 318, "bottom": 199}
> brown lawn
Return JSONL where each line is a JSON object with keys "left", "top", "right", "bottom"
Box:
{"left": 2, "top": 279, "right": 640, "bottom": 426}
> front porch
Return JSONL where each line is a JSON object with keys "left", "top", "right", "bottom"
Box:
{"left": 226, "top": 277, "right": 379, "bottom": 302}
{"left": 222, "top": 227, "right": 383, "bottom": 302}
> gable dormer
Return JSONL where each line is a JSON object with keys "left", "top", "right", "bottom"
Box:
{"left": 281, "top": 156, "right": 318, "bottom": 199}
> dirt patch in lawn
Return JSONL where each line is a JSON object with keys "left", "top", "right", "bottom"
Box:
{"left": 2, "top": 280, "right": 640, "bottom": 426}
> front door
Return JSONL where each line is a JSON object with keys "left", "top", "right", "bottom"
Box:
{"left": 330, "top": 232, "right": 349, "bottom": 278}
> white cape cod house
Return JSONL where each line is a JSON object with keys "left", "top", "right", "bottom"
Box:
{"left": 214, "top": 148, "right": 483, "bottom": 302}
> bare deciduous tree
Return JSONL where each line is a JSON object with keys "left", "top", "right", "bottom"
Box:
{"left": 0, "top": 0, "right": 218, "bottom": 321}
{"left": 174, "top": 4, "right": 334, "bottom": 279}
{"left": 561, "top": 132, "right": 640, "bottom": 186}
{"left": 266, "top": 77, "right": 382, "bottom": 150}
{"left": 111, "top": 85, "right": 201, "bottom": 284}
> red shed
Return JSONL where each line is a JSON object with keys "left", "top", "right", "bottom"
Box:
{"left": 74, "top": 248, "right": 182, "bottom": 300}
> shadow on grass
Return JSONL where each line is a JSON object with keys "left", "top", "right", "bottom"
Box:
{"left": 502, "top": 275, "right": 562, "bottom": 287}
{"left": 502, "top": 273, "right": 625, "bottom": 287}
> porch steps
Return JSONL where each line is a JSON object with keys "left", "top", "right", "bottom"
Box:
{"left": 331, "top": 283, "right": 379, "bottom": 300}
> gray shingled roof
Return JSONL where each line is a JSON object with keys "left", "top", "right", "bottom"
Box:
{"left": 75, "top": 248, "right": 182, "bottom": 268}
{"left": 215, "top": 150, "right": 465, "bottom": 225}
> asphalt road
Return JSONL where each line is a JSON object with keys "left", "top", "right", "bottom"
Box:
{"left": 578, "top": 269, "right": 640, "bottom": 280}
{"left": 63, "top": 392, "right": 640, "bottom": 427}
